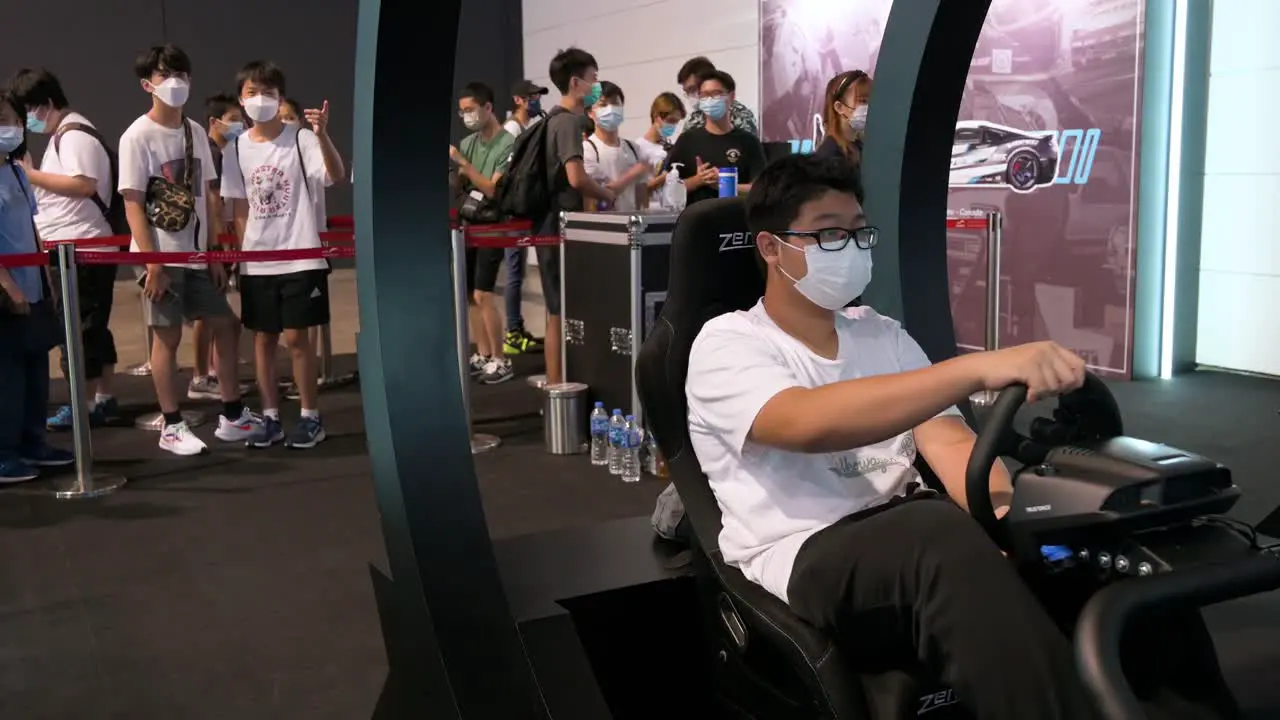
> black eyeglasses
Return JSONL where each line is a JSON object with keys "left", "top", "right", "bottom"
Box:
{"left": 773, "top": 226, "right": 878, "bottom": 251}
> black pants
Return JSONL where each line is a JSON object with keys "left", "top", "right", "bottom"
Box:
{"left": 786, "top": 493, "right": 1242, "bottom": 720}
{"left": 53, "top": 263, "right": 117, "bottom": 380}
{"left": 0, "top": 302, "right": 59, "bottom": 458}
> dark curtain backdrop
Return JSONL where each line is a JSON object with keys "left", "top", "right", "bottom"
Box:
{"left": 0, "top": 0, "right": 523, "bottom": 219}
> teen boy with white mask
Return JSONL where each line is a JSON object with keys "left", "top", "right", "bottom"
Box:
{"left": 220, "top": 60, "right": 345, "bottom": 450}
{"left": 583, "top": 81, "right": 649, "bottom": 212}
{"left": 119, "top": 44, "right": 256, "bottom": 457}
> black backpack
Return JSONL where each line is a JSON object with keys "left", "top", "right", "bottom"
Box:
{"left": 492, "top": 106, "right": 568, "bottom": 220}
{"left": 52, "top": 122, "right": 130, "bottom": 236}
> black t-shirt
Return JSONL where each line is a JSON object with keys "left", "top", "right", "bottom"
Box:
{"left": 664, "top": 127, "right": 768, "bottom": 205}
{"left": 814, "top": 135, "right": 862, "bottom": 164}
{"left": 534, "top": 107, "right": 587, "bottom": 236}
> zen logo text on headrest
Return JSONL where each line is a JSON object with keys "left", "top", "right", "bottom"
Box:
{"left": 718, "top": 232, "right": 753, "bottom": 252}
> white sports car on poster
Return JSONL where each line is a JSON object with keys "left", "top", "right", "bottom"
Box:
{"left": 949, "top": 120, "right": 1059, "bottom": 192}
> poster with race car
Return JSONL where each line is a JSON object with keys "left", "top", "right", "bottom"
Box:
{"left": 760, "top": 0, "right": 1143, "bottom": 377}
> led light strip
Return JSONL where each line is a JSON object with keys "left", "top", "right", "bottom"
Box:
{"left": 1160, "top": 0, "right": 1189, "bottom": 379}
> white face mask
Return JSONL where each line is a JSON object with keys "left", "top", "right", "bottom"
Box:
{"left": 152, "top": 77, "right": 190, "bottom": 108}
{"left": 242, "top": 94, "right": 280, "bottom": 123}
{"left": 849, "top": 104, "right": 868, "bottom": 131}
{"left": 775, "top": 236, "right": 873, "bottom": 310}
{"left": 462, "top": 110, "right": 483, "bottom": 131}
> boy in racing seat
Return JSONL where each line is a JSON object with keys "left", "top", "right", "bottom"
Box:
{"left": 685, "top": 154, "right": 1242, "bottom": 719}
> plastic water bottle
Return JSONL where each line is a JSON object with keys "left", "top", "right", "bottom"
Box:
{"left": 589, "top": 402, "right": 609, "bottom": 466}
{"left": 607, "top": 409, "right": 626, "bottom": 475}
{"left": 621, "top": 416, "right": 643, "bottom": 483}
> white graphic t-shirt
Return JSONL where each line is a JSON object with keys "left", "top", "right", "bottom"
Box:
{"left": 35, "top": 112, "right": 114, "bottom": 249}
{"left": 686, "top": 301, "right": 962, "bottom": 604}
{"left": 219, "top": 124, "right": 332, "bottom": 276}
{"left": 583, "top": 136, "right": 642, "bottom": 212}
{"left": 118, "top": 115, "right": 217, "bottom": 269}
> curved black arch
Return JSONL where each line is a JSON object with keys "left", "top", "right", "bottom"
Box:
{"left": 355, "top": 0, "right": 991, "bottom": 716}
{"left": 861, "top": 0, "right": 993, "bottom": 366}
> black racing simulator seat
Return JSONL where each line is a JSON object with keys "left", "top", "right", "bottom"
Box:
{"left": 636, "top": 197, "right": 1280, "bottom": 720}
{"left": 636, "top": 197, "right": 954, "bottom": 719}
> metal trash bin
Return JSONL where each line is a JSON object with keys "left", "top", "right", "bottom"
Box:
{"left": 543, "top": 382, "right": 589, "bottom": 455}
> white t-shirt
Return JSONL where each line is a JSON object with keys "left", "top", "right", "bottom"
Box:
{"left": 632, "top": 136, "right": 668, "bottom": 169}
{"left": 686, "top": 301, "right": 962, "bottom": 604}
{"left": 583, "top": 136, "right": 641, "bottom": 212}
{"left": 219, "top": 124, "right": 332, "bottom": 276}
{"left": 35, "top": 112, "right": 114, "bottom": 249}
{"left": 118, "top": 115, "right": 217, "bottom": 269}
{"left": 503, "top": 114, "right": 542, "bottom": 138}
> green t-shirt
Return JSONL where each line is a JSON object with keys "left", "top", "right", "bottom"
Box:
{"left": 460, "top": 129, "right": 515, "bottom": 187}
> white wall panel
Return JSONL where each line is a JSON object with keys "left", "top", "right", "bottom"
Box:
{"left": 1196, "top": 0, "right": 1280, "bottom": 375}
{"left": 521, "top": 0, "right": 759, "bottom": 130}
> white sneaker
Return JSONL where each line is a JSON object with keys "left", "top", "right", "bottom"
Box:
{"left": 469, "top": 353, "right": 488, "bottom": 377}
{"left": 480, "top": 358, "right": 514, "bottom": 385}
{"left": 159, "top": 421, "right": 208, "bottom": 456}
{"left": 214, "top": 408, "right": 262, "bottom": 442}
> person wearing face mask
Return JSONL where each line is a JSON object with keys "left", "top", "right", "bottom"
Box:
{"left": 450, "top": 81, "right": 516, "bottom": 385}
{"left": 816, "top": 70, "right": 871, "bottom": 165}
{"left": 503, "top": 79, "right": 548, "bottom": 139}
{"left": 119, "top": 44, "right": 255, "bottom": 457}
{"left": 663, "top": 70, "right": 768, "bottom": 207}
{"left": 221, "top": 60, "right": 346, "bottom": 450}
{"left": 583, "top": 81, "right": 649, "bottom": 213}
{"left": 677, "top": 56, "right": 759, "bottom": 136}
{"left": 189, "top": 92, "right": 249, "bottom": 405}
{"left": 530, "top": 47, "right": 616, "bottom": 386}
{"left": 686, "top": 154, "right": 1242, "bottom": 720}
{"left": 498, "top": 79, "right": 549, "bottom": 357}
{"left": 7, "top": 68, "right": 123, "bottom": 431}
{"left": 0, "top": 89, "right": 76, "bottom": 483}
{"left": 634, "top": 92, "right": 684, "bottom": 207}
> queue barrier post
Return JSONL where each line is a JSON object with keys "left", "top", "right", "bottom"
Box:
{"left": 970, "top": 211, "right": 1004, "bottom": 409}
{"left": 316, "top": 322, "right": 358, "bottom": 391}
{"left": 452, "top": 227, "right": 500, "bottom": 454}
{"left": 48, "top": 244, "right": 127, "bottom": 499}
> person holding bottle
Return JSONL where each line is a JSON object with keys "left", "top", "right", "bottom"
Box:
{"left": 815, "top": 70, "right": 872, "bottom": 166}
{"left": 634, "top": 92, "right": 685, "bottom": 208}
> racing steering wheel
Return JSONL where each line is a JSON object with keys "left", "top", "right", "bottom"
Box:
{"left": 964, "top": 372, "right": 1125, "bottom": 550}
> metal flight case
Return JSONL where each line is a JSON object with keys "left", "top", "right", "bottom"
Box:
{"left": 559, "top": 211, "right": 678, "bottom": 426}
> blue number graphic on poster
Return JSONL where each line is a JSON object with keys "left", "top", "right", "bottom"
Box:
{"left": 1052, "top": 128, "right": 1102, "bottom": 185}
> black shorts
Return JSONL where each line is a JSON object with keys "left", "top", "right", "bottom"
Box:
{"left": 465, "top": 247, "right": 503, "bottom": 295}
{"left": 536, "top": 246, "right": 560, "bottom": 316}
{"left": 239, "top": 270, "right": 331, "bottom": 333}
{"left": 51, "top": 262, "right": 117, "bottom": 379}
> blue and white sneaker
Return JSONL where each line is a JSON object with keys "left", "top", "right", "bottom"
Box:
{"left": 47, "top": 397, "right": 120, "bottom": 431}
{"left": 246, "top": 416, "right": 286, "bottom": 449}
{"left": 0, "top": 457, "right": 39, "bottom": 484}
{"left": 287, "top": 416, "right": 326, "bottom": 449}
{"left": 22, "top": 445, "right": 76, "bottom": 468}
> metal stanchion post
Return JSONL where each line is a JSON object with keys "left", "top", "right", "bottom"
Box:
{"left": 48, "top": 245, "right": 126, "bottom": 499}
{"left": 971, "top": 211, "right": 1003, "bottom": 409}
{"left": 315, "top": 322, "right": 357, "bottom": 391}
{"left": 452, "top": 228, "right": 500, "bottom": 454}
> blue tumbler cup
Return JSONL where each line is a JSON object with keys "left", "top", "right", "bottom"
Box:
{"left": 717, "top": 167, "right": 739, "bottom": 198}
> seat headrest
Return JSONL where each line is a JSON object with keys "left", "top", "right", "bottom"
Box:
{"left": 663, "top": 197, "right": 763, "bottom": 323}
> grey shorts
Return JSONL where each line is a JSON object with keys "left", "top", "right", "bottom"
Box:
{"left": 142, "top": 267, "right": 234, "bottom": 329}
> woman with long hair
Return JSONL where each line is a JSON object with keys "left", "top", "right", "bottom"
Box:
{"left": 817, "top": 70, "right": 872, "bottom": 164}
{"left": 0, "top": 89, "right": 74, "bottom": 482}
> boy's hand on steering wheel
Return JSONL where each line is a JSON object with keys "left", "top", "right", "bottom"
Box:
{"left": 979, "top": 341, "right": 1086, "bottom": 403}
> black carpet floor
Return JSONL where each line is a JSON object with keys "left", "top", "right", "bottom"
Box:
{"left": 1, "top": 361, "right": 1278, "bottom": 719}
